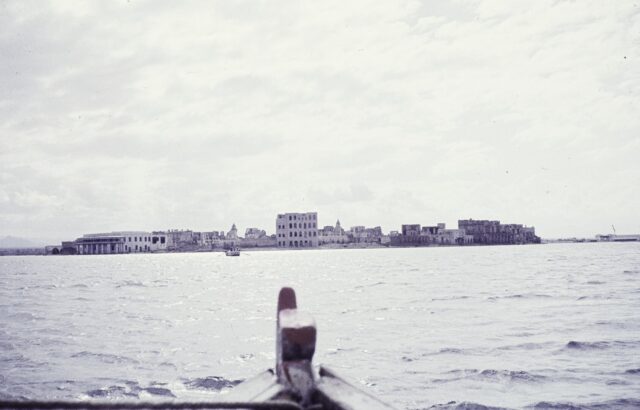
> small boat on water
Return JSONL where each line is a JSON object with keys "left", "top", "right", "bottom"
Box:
{"left": 0, "top": 287, "right": 393, "bottom": 410}
{"left": 225, "top": 247, "right": 241, "bottom": 256}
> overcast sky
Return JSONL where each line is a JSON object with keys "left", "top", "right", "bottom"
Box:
{"left": 1, "top": 0, "right": 639, "bottom": 242}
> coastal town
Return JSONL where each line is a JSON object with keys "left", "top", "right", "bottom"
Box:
{"left": 31, "top": 212, "right": 543, "bottom": 255}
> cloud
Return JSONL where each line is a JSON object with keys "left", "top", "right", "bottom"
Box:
{"left": 1, "top": 0, "right": 639, "bottom": 239}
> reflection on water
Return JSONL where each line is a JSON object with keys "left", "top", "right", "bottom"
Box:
{"left": 1, "top": 243, "right": 640, "bottom": 409}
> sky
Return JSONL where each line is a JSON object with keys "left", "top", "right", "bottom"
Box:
{"left": 0, "top": 0, "right": 639, "bottom": 242}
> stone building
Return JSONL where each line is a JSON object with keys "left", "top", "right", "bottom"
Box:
{"left": 420, "top": 223, "right": 472, "bottom": 245}
{"left": 457, "top": 219, "right": 540, "bottom": 245}
{"left": 245, "top": 228, "right": 267, "bottom": 239}
{"left": 318, "top": 220, "right": 349, "bottom": 245}
{"left": 276, "top": 212, "right": 319, "bottom": 248}
{"left": 390, "top": 223, "right": 472, "bottom": 246}
{"left": 391, "top": 224, "right": 428, "bottom": 246}
{"left": 349, "top": 226, "right": 384, "bottom": 243}
{"left": 165, "top": 229, "right": 198, "bottom": 250}
{"left": 200, "top": 231, "right": 224, "bottom": 247}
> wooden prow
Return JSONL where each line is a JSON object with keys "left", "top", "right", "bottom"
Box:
{"left": 276, "top": 287, "right": 316, "bottom": 405}
{"left": 226, "top": 287, "right": 395, "bottom": 409}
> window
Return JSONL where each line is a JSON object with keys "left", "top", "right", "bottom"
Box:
{"left": 161, "top": 237, "right": 165, "bottom": 244}
{"left": 304, "top": 223, "right": 307, "bottom": 228}
{"left": 289, "top": 223, "right": 292, "bottom": 228}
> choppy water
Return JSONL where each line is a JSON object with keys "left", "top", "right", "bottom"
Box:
{"left": 1, "top": 243, "right": 639, "bottom": 409}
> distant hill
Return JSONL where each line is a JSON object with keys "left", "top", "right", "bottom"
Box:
{"left": 0, "top": 236, "right": 45, "bottom": 248}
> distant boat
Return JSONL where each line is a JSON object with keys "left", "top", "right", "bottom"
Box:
{"left": 225, "top": 247, "right": 241, "bottom": 256}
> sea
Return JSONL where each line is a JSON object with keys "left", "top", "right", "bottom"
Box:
{"left": 1, "top": 243, "right": 639, "bottom": 409}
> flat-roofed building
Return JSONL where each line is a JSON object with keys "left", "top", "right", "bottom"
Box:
{"left": 276, "top": 212, "right": 319, "bottom": 248}
{"left": 75, "top": 231, "right": 168, "bottom": 254}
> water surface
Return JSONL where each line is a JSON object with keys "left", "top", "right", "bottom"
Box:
{"left": 1, "top": 243, "right": 639, "bottom": 409}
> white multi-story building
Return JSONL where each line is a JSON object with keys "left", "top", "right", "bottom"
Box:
{"left": 75, "top": 231, "right": 168, "bottom": 254}
{"left": 276, "top": 212, "right": 319, "bottom": 248}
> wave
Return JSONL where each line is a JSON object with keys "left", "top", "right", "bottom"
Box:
{"left": 625, "top": 368, "right": 640, "bottom": 374}
{"left": 422, "top": 398, "right": 640, "bottom": 410}
{"left": 487, "top": 294, "right": 551, "bottom": 301}
{"left": 142, "top": 387, "right": 175, "bottom": 397}
{"left": 71, "top": 351, "right": 139, "bottom": 365}
{"left": 528, "top": 398, "right": 640, "bottom": 409}
{"left": 424, "top": 401, "right": 510, "bottom": 409}
{"left": 432, "top": 369, "right": 546, "bottom": 384}
{"left": 563, "top": 340, "right": 640, "bottom": 351}
{"left": 85, "top": 382, "right": 175, "bottom": 399}
{"left": 86, "top": 385, "right": 138, "bottom": 399}
{"left": 428, "top": 347, "right": 466, "bottom": 356}
{"left": 431, "top": 296, "right": 470, "bottom": 301}
{"left": 496, "top": 342, "right": 555, "bottom": 352}
{"left": 115, "top": 280, "right": 146, "bottom": 288}
{"left": 478, "top": 369, "right": 546, "bottom": 382}
{"left": 406, "top": 347, "right": 468, "bottom": 361}
{"left": 183, "top": 376, "right": 242, "bottom": 390}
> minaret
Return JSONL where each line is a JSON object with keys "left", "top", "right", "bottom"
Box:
{"left": 335, "top": 219, "right": 342, "bottom": 235}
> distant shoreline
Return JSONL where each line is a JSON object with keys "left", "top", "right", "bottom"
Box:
{"left": 0, "top": 241, "right": 587, "bottom": 257}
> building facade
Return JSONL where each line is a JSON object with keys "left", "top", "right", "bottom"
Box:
{"left": 390, "top": 223, "right": 473, "bottom": 246}
{"left": 276, "top": 212, "right": 319, "bottom": 248}
{"left": 457, "top": 219, "right": 540, "bottom": 244}
{"left": 74, "top": 231, "right": 168, "bottom": 254}
{"left": 349, "top": 226, "right": 384, "bottom": 243}
{"left": 318, "top": 220, "right": 349, "bottom": 245}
